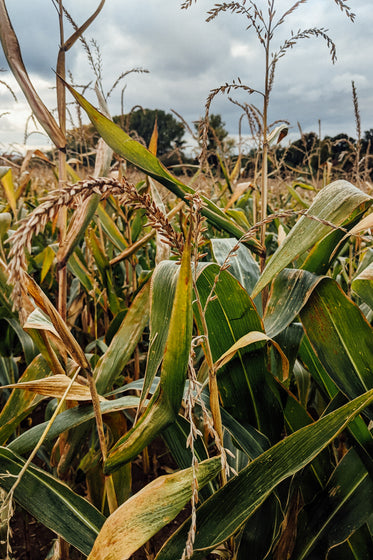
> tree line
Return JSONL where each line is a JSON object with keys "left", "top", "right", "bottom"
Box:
{"left": 64, "top": 107, "right": 373, "bottom": 181}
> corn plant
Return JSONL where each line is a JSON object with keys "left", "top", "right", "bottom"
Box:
{"left": 1, "top": 1, "right": 373, "bottom": 560}
{"left": 0, "top": 83, "right": 372, "bottom": 560}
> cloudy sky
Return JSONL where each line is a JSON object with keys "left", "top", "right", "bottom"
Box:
{"left": 0, "top": 0, "right": 372, "bottom": 154}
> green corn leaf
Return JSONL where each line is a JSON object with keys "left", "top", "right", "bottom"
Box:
{"left": 252, "top": 180, "right": 372, "bottom": 298}
{"left": 195, "top": 263, "right": 282, "bottom": 442}
{"left": 210, "top": 237, "right": 261, "bottom": 313}
{"left": 9, "top": 395, "right": 140, "bottom": 456}
{"left": 64, "top": 82, "right": 264, "bottom": 256}
{"left": 138, "top": 260, "right": 179, "bottom": 413}
{"left": 104, "top": 239, "right": 193, "bottom": 472}
{"left": 264, "top": 268, "right": 325, "bottom": 338}
{"left": 291, "top": 448, "right": 373, "bottom": 559}
{"left": 3, "top": 315, "right": 37, "bottom": 364}
{"left": 156, "top": 389, "right": 373, "bottom": 560}
{"left": 94, "top": 280, "right": 150, "bottom": 394}
{"left": 351, "top": 261, "right": 373, "bottom": 310}
{"left": 298, "top": 334, "right": 338, "bottom": 400}
{"left": 0, "top": 355, "right": 51, "bottom": 445}
{"left": 329, "top": 524, "right": 373, "bottom": 560}
{"left": 0, "top": 447, "right": 105, "bottom": 555}
{"left": 68, "top": 250, "right": 95, "bottom": 294}
{"left": 96, "top": 202, "right": 128, "bottom": 252}
{"left": 300, "top": 278, "right": 373, "bottom": 413}
{"left": 162, "top": 415, "right": 209, "bottom": 471}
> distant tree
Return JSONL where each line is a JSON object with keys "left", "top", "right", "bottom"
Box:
{"left": 282, "top": 132, "right": 319, "bottom": 170}
{"left": 362, "top": 129, "right": 373, "bottom": 152}
{"left": 114, "top": 109, "right": 185, "bottom": 157}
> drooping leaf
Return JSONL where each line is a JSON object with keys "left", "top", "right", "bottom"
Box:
{"left": 64, "top": 82, "right": 264, "bottom": 256}
{"left": 0, "top": 3, "right": 65, "bottom": 147}
{"left": 252, "top": 180, "right": 372, "bottom": 297}
{"left": 291, "top": 449, "right": 373, "bottom": 559}
{"left": 214, "top": 331, "right": 289, "bottom": 381}
{"left": 300, "top": 278, "right": 373, "bottom": 414}
{"left": 88, "top": 457, "right": 221, "bottom": 560}
{"left": 23, "top": 273, "right": 89, "bottom": 369}
{"left": 0, "top": 355, "right": 51, "bottom": 445}
{"left": 156, "top": 389, "right": 373, "bottom": 560}
{"left": 0, "top": 447, "right": 105, "bottom": 555}
{"left": 8, "top": 395, "right": 140, "bottom": 456}
{"left": 2, "top": 374, "right": 103, "bottom": 401}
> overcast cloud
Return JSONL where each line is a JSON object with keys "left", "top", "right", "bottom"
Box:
{"left": 0, "top": 0, "right": 372, "bottom": 153}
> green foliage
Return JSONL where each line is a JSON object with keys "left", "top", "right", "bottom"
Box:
{"left": 2, "top": 3, "right": 373, "bottom": 560}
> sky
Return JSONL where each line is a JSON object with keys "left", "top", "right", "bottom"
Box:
{"left": 0, "top": 0, "right": 372, "bottom": 155}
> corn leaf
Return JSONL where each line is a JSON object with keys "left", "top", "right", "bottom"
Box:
{"left": 104, "top": 238, "right": 193, "bottom": 472}
{"left": 64, "top": 82, "right": 264, "bottom": 256}
{"left": 195, "top": 264, "right": 282, "bottom": 442}
{"left": 300, "top": 279, "right": 373, "bottom": 413}
{"left": 156, "top": 389, "right": 373, "bottom": 560}
{"left": 88, "top": 457, "right": 221, "bottom": 560}
{"left": 264, "top": 268, "right": 326, "bottom": 338}
{"left": 291, "top": 449, "right": 373, "bottom": 559}
{"left": 0, "top": 447, "right": 105, "bottom": 555}
{"left": 252, "top": 180, "right": 372, "bottom": 298}
{"left": 0, "top": 2, "right": 65, "bottom": 147}
{"left": 96, "top": 203, "right": 128, "bottom": 252}
{"left": 94, "top": 280, "right": 150, "bottom": 394}
{"left": 0, "top": 355, "right": 51, "bottom": 445}
{"left": 2, "top": 374, "right": 102, "bottom": 401}
{"left": 0, "top": 167, "right": 16, "bottom": 214}
{"left": 9, "top": 395, "right": 140, "bottom": 456}
{"left": 351, "top": 261, "right": 373, "bottom": 310}
{"left": 214, "top": 331, "right": 289, "bottom": 381}
{"left": 210, "top": 237, "right": 260, "bottom": 303}
{"left": 138, "top": 260, "right": 179, "bottom": 413}
{"left": 23, "top": 273, "right": 89, "bottom": 369}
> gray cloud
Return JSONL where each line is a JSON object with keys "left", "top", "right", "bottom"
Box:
{"left": 1, "top": 0, "right": 372, "bottom": 149}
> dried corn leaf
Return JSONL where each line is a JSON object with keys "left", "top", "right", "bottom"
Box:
{"left": 2, "top": 374, "right": 103, "bottom": 401}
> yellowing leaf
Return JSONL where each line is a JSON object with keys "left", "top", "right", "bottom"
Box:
{"left": 24, "top": 273, "right": 90, "bottom": 370}
{"left": 148, "top": 116, "right": 158, "bottom": 156}
{"left": 214, "top": 331, "right": 289, "bottom": 380}
{"left": 0, "top": 167, "right": 17, "bottom": 214}
{"left": 88, "top": 457, "right": 221, "bottom": 560}
{"left": 350, "top": 211, "right": 373, "bottom": 235}
{"left": 2, "top": 374, "right": 103, "bottom": 401}
{"left": 40, "top": 245, "right": 56, "bottom": 282}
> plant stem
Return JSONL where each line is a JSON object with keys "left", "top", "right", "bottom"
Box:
{"left": 193, "top": 280, "right": 226, "bottom": 485}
